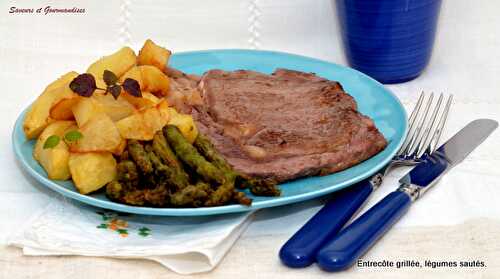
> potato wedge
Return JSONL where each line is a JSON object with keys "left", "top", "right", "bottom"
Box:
{"left": 157, "top": 98, "right": 170, "bottom": 119}
{"left": 120, "top": 66, "right": 142, "bottom": 84}
{"left": 115, "top": 109, "right": 162, "bottom": 141}
{"left": 120, "top": 65, "right": 169, "bottom": 97}
{"left": 23, "top": 71, "right": 79, "bottom": 139}
{"left": 166, "top": 107, "right": 179, "bottom": 119}
{"left": 70, "top": 113, "right": 122, "bottom": 152}
{"left": 168, "top": 108, "right": 198, "bottom": 143}
{"left": 46, "top": 72, "right": 78, "bottom": 92}
{"left": 112, "top": 138, "right": 127, "bottom": 156}
{"left": 115, "top": 100, "right": 170, "bottom": 140}
{"left": 121, "top": 91, "right": 159, "bottom": 111}
{"left": 39, "top": 147, "right": 72, "bottom": 180}
{"left": 92, "top": 93, "right": 135, "bottom": 121}
{"left": 33, "top": 120, "right": 74, "bottom": 162}
{"left": 71, "top": 97, "right": 103, "bottom": 127}
{"left": 49, "top": 97, "right": 79, "bottom": 120}
{"left": 87, "top": 47, "right": 136, "bottom": 89}
{"left": 140, "top": 65, "right": 170, "bottom": 96}
{"left": 33, "top": 121, "right": 75, "bottom": 180}
{"left": 69, "top": 152, "right": 117, "bottom": 194}
{"left": 137, "top": 39, "right": 171, "bottom": 71}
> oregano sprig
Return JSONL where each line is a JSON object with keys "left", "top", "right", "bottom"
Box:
{"left": 64, "top": 130, "right": 83, "bottom": 143}
{"left": 103, "top": 70, "right": 118, "bottom": 86}
{"left": 43, "top": 135, "right": 60, "bottom": 149}
{"left": 69, "top": 70, "right": 142, "bottom": 99}
{"left": 43, "top": 130, "right": 84, "bottom": 149}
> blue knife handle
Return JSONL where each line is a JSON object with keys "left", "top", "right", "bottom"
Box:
{"left": 316, "top": 190, "right": 412, "bottom": 271}
{"left": 279, "top": 179, "right": 374, "bottom": 268}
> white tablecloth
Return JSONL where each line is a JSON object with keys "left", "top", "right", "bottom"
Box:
{"left": 1, "top": 0, "right": 500, "bottom": 277}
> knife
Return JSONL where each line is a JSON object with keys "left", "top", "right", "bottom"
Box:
{"left": 315, "top": 119, "right": 498, "bottom": 271}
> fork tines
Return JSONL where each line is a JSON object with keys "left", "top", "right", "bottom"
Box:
{"left": 397, "top": 91, "right": 453, "bottom": 159}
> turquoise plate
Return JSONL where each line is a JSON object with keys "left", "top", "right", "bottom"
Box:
{"left": 12, "top": 49, "right": 407, "bottom": 216}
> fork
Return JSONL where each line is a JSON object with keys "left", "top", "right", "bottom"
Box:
{"left": 279, "top": 92, "right": 453, "bottom": 268}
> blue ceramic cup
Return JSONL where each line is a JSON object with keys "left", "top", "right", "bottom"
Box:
{"left": 336, "top": 0, "right": 442, "bottom": 84}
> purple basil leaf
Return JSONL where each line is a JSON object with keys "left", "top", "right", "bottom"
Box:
{"left": 69, "top": 73, "right": 97, "bottom": 97}
{"left": 122, "top": 78, "right": 142, "bottom": 97}
{"left": 108, "top": 84, "right": 122, "bottom": 99}
{"left": 103, "top": 70, "right": 118, "bottom": 86}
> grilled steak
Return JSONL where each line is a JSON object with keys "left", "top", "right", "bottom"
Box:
{"left": 188, "top": 69, "right": 387, "bottom": 183}
{"left": 164, "top": 67, "right": 202, "bottom": 114}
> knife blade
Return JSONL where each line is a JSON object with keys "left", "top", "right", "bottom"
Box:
{"left": 399, "top": 119, "right": 499, "bottom": 192}
{"left": 316, "top": 119, "right": 498, "bottom": 271}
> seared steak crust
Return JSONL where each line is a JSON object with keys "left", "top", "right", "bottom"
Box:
{"left": 192, "top": 69, "right": 387, "bottom": 183}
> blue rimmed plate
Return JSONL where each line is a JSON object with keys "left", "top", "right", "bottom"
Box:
{"left": 12, "top": 49, "right": 407, "bottom": 216}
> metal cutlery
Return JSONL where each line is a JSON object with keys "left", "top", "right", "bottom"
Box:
{"left": 279, "top": 92, "right": 453, "bottom": 268}
{"left": 316, "top": 119, "right": 498, "bottom": 271}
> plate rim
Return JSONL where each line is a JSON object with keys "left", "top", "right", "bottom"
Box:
{"left": 12, "top": 49, "right": 408, "bottom": 216}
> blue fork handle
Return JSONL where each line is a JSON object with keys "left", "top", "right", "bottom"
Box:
{"left": 316, "top": 190, "right": 412, "bottom": 271}
{"left": 279, "top": 179, "right": 374, "bottom": 268}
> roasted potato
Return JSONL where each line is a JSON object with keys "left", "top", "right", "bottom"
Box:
{"left": 27, "top": 41, "right": 208, "bottom": 200}
{"left": 119, "top": 66, "right": 142, "bottom": 84}
{"left": 167, "top": 108, "right": 199, "bottom": 143}
{"left": 87, "top": 47, "right": 136, "bottom": 89}
{"left": 120, "top": 65, "right": 169, "bottom": 97}
{"left": 137, "top": 39, "right": 171, "bottom": 71}
{"left": 140, "top": 65, "right": 170, "bottom": 96}
{"left": 112, "top": 138, "right": 128, "bottom": 156}
{"left": 121, "top": 91, "right": 159, "bottom": 111}
{"left": 115, "top": 100, "right": 170, "bottom": 140}
{"left": 157, "top": 99, "right": 170, "bottom": 119}
{"left": 23, "top": 71, "right": 79, "bottom": 139}
{"left": 70, "top": 113, "right": 122, "bottom": 153}
{"left": 71, "top": 97, "right": 103, "bottom": 127}
{"left": 68, "top": 152, "right": 117, "bottom": 194}
{"left": 49, "top": 97, "right": 79, "bottom": 120}
{"left": 93, "top": 93, "right": 135, "bottom": 121}
{"left": 33, "top": 121, "right": 75, "bottom": 180}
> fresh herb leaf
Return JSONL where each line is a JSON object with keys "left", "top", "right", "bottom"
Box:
{"left": 69, "top": 73, "right": 97, "bottom": 97}
{"left": 108, "top": 84, "right": 122, "bottom": 99}
{"left": 64, "top": 130, "right": 83, "bottom": 142}
{"left": 43, "top": 135, "right": 60, "bottom": 149}
{"left": 122, "top": 78, "right": 142, "bottom": 97}
{"left": 139, "top": 227, "right": 150, "bottom": 232}
{"left": 69, "top": 71, "right": 141, "bottom": 100}
{"left": 103, "top": 70, "right": 118, "bottom": 86}
{"left": 96, "top": 224, "right": 108, "bottom": 229}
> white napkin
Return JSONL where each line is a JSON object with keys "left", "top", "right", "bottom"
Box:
{"left": 7, "top": 198, "right": 253, "bottom": 275}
